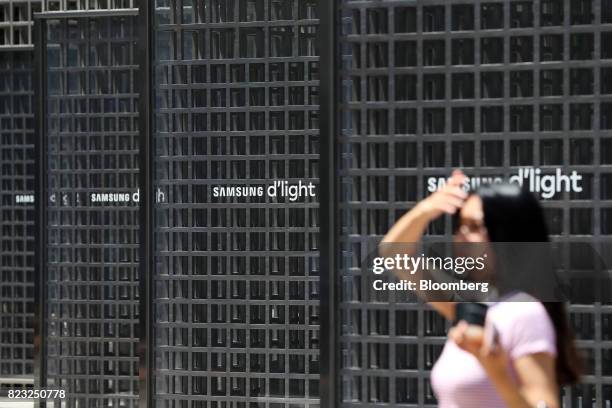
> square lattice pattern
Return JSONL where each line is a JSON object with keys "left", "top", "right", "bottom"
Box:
{"left": 337, "top": 0, "right": 612, "bottom": 406}
{"left": 0, "top": 1, "right": 41, "bottom": 48}
{"left": 0, "top": 50, "right": 35, "bottom": 392}
{"left": 152, "top": 1, "right": 320, "bottom": 407}
{"left": 43, "top": 15, "right": 140, "bottom": 407}
{"left": 41, "top": 0, "right": 134, "bottom": 11}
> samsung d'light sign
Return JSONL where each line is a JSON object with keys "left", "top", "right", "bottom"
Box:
{"left": 427, "top": 168, "right": 583, "bottom": 199}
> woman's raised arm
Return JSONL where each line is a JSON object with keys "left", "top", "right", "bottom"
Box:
{"left": 379, "top": 170, "right": 468, "bottom": 320}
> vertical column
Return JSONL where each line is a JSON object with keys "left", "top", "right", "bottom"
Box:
{"left": 38, "top": 10, "right": 141, "bottom": 407}
{"left": 0, "top": 50, "right": 36, "bottom": 396}
{"left": 0, "top": 0, "right": 41, "bottom": 397}
{"left": 318, "top": 0, "right": 338, "bottom": 406}
{"left": 332, "top": 0, "right": 612, "bottom": 407}
{"left": 151, "top": 1, "right": 321, "bottom": 407}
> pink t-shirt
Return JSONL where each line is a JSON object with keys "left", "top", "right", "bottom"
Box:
{"left": 431, "top": 298, "right": 557, "bottom": 408}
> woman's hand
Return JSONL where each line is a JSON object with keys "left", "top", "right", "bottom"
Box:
{"left": 449, "top": 320, "right": 510, "bottom": 382}
{"left": 416, "top": 170, "right": 469, "bottom": 221}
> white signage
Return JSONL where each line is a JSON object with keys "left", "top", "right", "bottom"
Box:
{"left": 427, "top": 168, "right": 583, "bottom": 199}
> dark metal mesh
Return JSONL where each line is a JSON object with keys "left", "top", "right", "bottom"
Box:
{"left": 152, "top": 1, "right": 320, "bottom": 406}
{"left": 41, "top": 0, "right": 134, "bottom": 12}
{"left": 336, "top": 0, "right": 612, "bottom": 406}
{"left": 0, "top": 1, "right": 41, "bottom": 48}
{"left": 43, "top": 15, "right": 140, "bottom": 407}
{"left": 0, "top": 50, "right": 35, "bottom": 392}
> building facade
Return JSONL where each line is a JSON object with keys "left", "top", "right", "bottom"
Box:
{"left": 333, "top": 1, "right": 612, "bottom": 406}
{"left": 13, "top": 0, "right": 612, "bottom": 407}
{"left": 0, "top": 0, "right": 39, "bottom": 396}
{"left": 150, "top": 1, "right": 321, "bottom": 406}
{"left": 36, "top": 2, "right": 141, "bottom": 406}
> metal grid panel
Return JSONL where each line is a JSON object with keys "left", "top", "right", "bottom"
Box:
{"left": 0, "top": 1, "right": 41, "bottom": 48}
{"left": 152, "top": 1, "right": 320, "bottom": 407}
{"left": 41, "top": 0, "right": 134, "bottom": 12}
{"left": 43, "top": 15, "right": 140, "bottom": 407}
{"left": 336, "top": 0, "right": 612, "bottom": 406}
{"left": 0, "top": 50, "right": 35, "bottom": 392}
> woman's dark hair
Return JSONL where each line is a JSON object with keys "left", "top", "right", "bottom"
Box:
{"left": 475, "top": 183, "right": 582, "bottom": 386}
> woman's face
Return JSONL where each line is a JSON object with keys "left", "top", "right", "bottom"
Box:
{"left": 454, "top": 195, "right": 494, "bottom": 283}
{"left": 455, "top": 195, "right": 489, "bottom": 243}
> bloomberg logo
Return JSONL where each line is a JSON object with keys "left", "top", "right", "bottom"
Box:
{"left": 427, "top": 168, "right": 583, "bottom": 199}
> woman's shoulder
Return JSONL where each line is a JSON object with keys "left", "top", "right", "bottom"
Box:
{"left": 487, "top": 293, "right": 557, "bottom": 358}
{"left": 489, "top": 293, "right": 548, "bottom": 318}
{"left": 488, "top": 293, "right": 551, "bottom": 329}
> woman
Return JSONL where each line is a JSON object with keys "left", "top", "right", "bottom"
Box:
{"left": 381, "top": 170, "right": 581, "bottom": 408}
